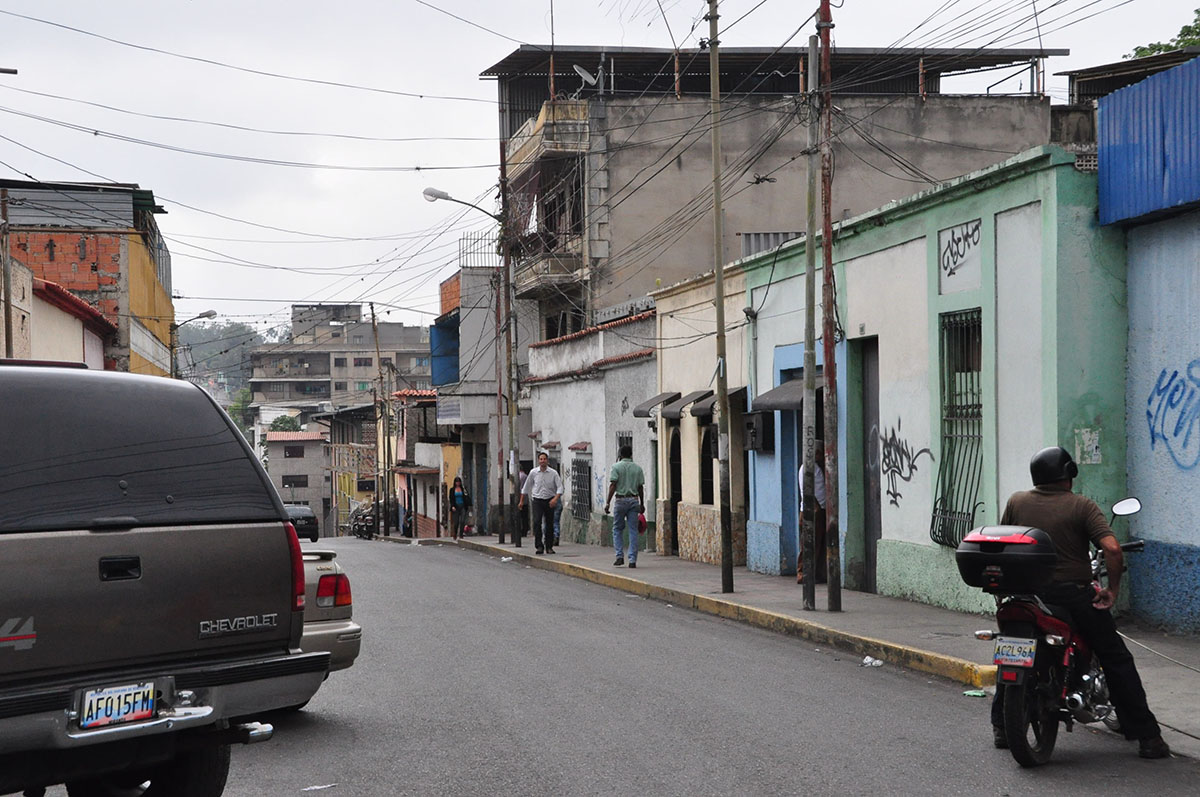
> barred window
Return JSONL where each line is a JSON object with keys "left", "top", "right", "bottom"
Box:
{"left": 570, "top": 458, "right": 592, "bottom": 521}
{"left": 929, "top": 308, "right": 984, "bottom": 547}
{"left": 615, "top": 431, "right": 633, "bottom": 458}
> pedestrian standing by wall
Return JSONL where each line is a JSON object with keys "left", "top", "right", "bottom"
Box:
{"left": 519, "top": 452, "right": 563, "bottom": 555}
{"left": 798, "top": 440, "right": 827, "bottom": 584}
{"left": 448, "top": 476, "right": 472, "bottom": 540}
{"left": 604, "top": 445, "right": 645, "bottom": 568}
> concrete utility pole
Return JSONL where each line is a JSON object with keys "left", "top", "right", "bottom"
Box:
{"left": 801, "top": 36, "right": 819, "bottom": 611}
{"left": 819, "top": 0, "right": 842, "bottom": 611}
{"left": 707, "top": 0, "right": 734, "bottom": 594}
{"left": 2, "top": 189, "right": 12, "bottom": 358}
{"left": 0, "top": 69, "right": 15, "bottom": 357}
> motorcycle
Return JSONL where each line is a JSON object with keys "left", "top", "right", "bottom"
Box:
{"left": 956, "top": 497, "right": 1144, "bottom": 767}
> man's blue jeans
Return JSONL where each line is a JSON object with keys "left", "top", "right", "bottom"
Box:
{"left": 612, "top": 496, "right": 640, "bottom": 563}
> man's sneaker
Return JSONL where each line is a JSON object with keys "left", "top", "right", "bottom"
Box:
{"left": 628, "top": 562, "right": 637, "bottom": 569}
{"left": 545, "top": 547, "right": 556, "bottom": 554}
{"left": 613, "top": 557, "right": 624, "bottom": 567}
{"left": 992, "top": 726, "right": 1008, "bottom": 749}
{"left": 535, "top": 548, "right": 544, "bottom": 555}
{"left": 1139, "top": 735, "right": 1171, "bottom": 759}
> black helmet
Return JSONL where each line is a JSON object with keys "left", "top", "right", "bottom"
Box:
{"left": 1030, "top": 446, "right": 1078, "bottom": 485}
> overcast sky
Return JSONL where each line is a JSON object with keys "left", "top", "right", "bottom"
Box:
{"left": 0, "top": 0, "right": 1186, "bottom": 337}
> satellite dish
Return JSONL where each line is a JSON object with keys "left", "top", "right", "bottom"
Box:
{"left": 573, "top": 64, "right": 597, "bottom": 86}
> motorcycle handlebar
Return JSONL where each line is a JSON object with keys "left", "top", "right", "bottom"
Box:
{"left": 1120, "top": 539, "right": 1145, "bottom": 553}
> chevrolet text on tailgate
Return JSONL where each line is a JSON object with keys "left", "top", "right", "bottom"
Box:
{"left": 0, "top": 365, "right": 330, "bottom": 796}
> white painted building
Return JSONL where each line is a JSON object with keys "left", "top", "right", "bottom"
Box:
{"left": 524, "top": 311, "right": 657, "bottom": 547}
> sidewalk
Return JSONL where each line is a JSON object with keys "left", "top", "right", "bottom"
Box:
{"left": 396, "top": 533, "right": 1200, "bottom": 758}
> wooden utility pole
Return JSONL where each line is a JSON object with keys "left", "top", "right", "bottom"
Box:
{"left": 494, "top": 267, "right": 508, "bottom": 545}
{"left": 370, "top": 302, "right": 392, "bottom": 537}
{"left": 500, "top": 142, "right": 519, "bottom": 543}
{"left": 707, "top": 0, "right": 734, "bottom": 594}
{"left": 818, "top": 0, "right": 842, "bottom": 611}
{"left": 801, "top": 36, "right": 819, "bottom": 611}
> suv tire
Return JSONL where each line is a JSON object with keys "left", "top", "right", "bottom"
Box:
{"left": 66, "top": 744, "right": 231, "bottom": 797}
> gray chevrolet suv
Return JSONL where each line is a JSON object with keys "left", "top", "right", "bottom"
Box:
{"left": 0, "top": 364, "right": 329, "bottom": 796}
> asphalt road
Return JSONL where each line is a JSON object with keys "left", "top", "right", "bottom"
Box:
{"left": 199, "top": 538, "right": 1200, "bottom": 794}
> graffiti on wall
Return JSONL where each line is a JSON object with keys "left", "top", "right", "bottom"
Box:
{"left": 1147, "top": 360, "right": 1200, "bottom": 470}
{"left": 870, "top": 419, "right": 934, "bottom": 507}
{"left": 937, "top": 219, "right": 982, "bottom": 295}
{"left": 939, "top": 220, "right": 982, "bottom": 277}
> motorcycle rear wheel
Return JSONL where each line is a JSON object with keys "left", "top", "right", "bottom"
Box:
{"left": 1004, "top": 673, "right": 1060, "bottom": 767}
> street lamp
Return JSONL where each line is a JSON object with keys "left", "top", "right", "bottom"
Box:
{"left": 170, "top": 309, "right": 216, "bottom": 379}
{"left": 422, "top": 187, "right": 501, "bottom": 222}
{"left": 423, "top": 185, "right": 518, "bottom": 544}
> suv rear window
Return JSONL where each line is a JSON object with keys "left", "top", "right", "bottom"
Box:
{"left": 0, "top": 367, "right": 282, "bottom": 533}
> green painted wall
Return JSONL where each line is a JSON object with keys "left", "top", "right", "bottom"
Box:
{"left": 739, "top": 147, "right": 1128, "bottom": 614}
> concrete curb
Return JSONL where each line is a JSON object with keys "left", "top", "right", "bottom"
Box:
{"left": 373, "top": 535, "right": 446, "bottom": 546}
{"left": 455, "top": 538, "right": 997, "bottom": 689}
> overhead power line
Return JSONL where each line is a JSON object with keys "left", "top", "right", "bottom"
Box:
{"left": 0, "top": 9, "right": 493, "bottom": 104}
{"left": 0, "top": 84, "right": 498, "bottom": 143}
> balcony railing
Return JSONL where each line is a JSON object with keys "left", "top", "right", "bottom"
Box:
{"left": 512, "top": 233, "right": 584, "bottom": 299}
{"left": 507, "top": 100, "right": 589, "bottom": 179}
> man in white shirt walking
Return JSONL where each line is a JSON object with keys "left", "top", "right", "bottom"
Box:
{"left": 519, "top": 452, "right": 564, "bottom": 555}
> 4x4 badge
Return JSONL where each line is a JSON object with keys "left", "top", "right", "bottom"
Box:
{"left": 0, "top": 617, "right": 36, "bottom": 650}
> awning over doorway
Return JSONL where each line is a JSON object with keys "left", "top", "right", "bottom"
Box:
{"left": 661, "top": 389, "right": 713, "bottom": 419}
{"left": 632, "top": 391, "right": 680, "bottom": 418}
{"left": 752, "top": 379, "right": 806, "bottom": 411}
{"left": 690, "top": 387, "right": 746, "bottom": 419}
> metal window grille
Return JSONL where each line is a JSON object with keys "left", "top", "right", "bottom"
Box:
{"left": 740, "top": 231, "right": 803, "bottom": 258}
{"left": 570, "top": 458, "right": 592, "bottom": 521}
{"left": 929, "top": 308, "right": 984, "bottom": 548}
{"left": 616, "top": 432, "right": 633, "bottom": 456}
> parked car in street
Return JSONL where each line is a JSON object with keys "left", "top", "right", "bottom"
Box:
{"left": 0, "top": 364, "right": 329, "bottom": 797}
{"left": 287, "top": 503, "right": 320, "bottom": 542}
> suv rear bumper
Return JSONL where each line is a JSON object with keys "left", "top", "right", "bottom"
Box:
{"left": 0, "top": 650, "right": 330, "bottom": 754}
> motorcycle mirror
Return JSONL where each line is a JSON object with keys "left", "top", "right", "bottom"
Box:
{"left": 1112, "top": 497, "right": 1142, "bottom": 516}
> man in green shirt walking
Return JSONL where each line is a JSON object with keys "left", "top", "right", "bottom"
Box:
{"left": 604, "top": 445, "right": 645, "bottom": 568}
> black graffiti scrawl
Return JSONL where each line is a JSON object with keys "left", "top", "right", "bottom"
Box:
{"left": 871, "top": 419, "right": 934, "bottom": 507}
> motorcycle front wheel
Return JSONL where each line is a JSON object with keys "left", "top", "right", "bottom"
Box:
{"left": 1004, "top": 672, "right": 1060, "bottom": 767}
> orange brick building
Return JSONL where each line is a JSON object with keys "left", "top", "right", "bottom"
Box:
{"left": 5, "top": 179, "right": 173, "bottom": 374}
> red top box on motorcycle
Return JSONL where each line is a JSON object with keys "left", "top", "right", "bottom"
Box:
{"left": 955, "top": 526, "right": 1058, "bottom": 594}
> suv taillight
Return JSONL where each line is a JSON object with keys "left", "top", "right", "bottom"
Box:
{"left": 285, "top": 522, "right": 305, "bottom": 611}
{"left": 316, "top": 574, "right": 352, "bottom": 608}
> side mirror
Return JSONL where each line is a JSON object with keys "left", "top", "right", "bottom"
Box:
{"left": 1112, "top": 497, "right": 1142, "bottom": 517}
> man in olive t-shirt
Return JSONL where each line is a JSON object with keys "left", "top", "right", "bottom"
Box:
{"left": 989, "top": 446, "right": 1168, "bottom": 759}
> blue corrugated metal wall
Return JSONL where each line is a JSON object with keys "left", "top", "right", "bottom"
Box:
{"left": 1099, "top": 56, "right": 1200, "bottom": 225}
